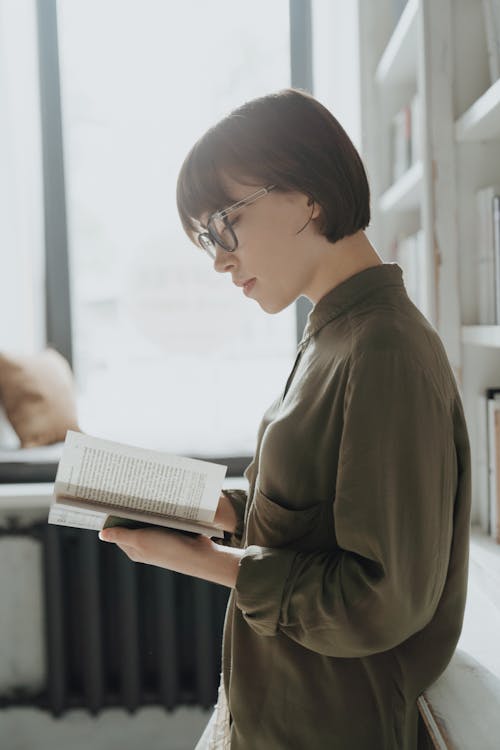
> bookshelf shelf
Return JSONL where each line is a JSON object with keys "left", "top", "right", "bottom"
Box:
{"left": 455, "top": 78, "right": 500, "bottom": 143}
{"left": 462, "top": 326, "right": 500, "bottom": 348}
{"left": 378, "top": 161, "right": 423, "bottom": 214}
{"left": 375, "top": 0, "right": 418, "bottom": 87}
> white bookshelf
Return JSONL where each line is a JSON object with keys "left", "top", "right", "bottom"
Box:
{"left": 455, "top": 77, "right": 500, "bottom": 142}
{"left": 374, "top": 0, "right": 418, "bottom": 86}
{"left": 378, "top": 160, "right": 423, "bottom": 213}
{"left": 359, "top": 0, "right": 460, "bottom": 362}
{"left": 359, "top": 0, "right": 500, "bottom": 535}
{"left": 452, "top": 0, "right": 500, "bottom": 544}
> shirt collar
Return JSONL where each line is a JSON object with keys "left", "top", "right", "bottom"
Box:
{"left": 299, "top": 262, "right": 405, "bottom": 347}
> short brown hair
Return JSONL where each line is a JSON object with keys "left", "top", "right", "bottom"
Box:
{"left": 176, "top": 88, "right": 370, "bottom": 245}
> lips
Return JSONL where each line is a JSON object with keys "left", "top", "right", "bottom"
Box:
{"left": 243, "top": 279, "right": 256, "bottom": 295}
{"left": 234, "top": 278, "right": 255, "bottom": 288}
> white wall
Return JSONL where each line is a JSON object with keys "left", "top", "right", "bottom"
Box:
{"left": 0, "top": 0, "right": 45, "bottom": 356}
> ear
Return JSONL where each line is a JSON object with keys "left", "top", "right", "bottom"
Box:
{"left": 307, "top": 196, "right": 322, "bottom": 220}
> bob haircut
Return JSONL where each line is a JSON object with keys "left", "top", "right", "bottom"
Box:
{"left": 176, "top": 88, "right": 370, "bottom": 246}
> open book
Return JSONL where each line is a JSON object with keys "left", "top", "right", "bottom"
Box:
{"left": 48, "top": 431, "right": 227, "bottom": 538}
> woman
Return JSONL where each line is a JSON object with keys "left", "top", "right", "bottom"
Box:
{"left": 99, "top": 89, "right": 471, "bottom": 749}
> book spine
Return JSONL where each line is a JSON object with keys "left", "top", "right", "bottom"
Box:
{"left": 494, "top": 195, "right": 500, "bottom": 324}
{"left": 392, "top": 107, "right": 412, "bottom": 183}
{"left": 410, "top": 93, "right": 421, "bottom": 165}
{"left": 488, "top": 399, "right": 496, "bottom": 538}
{"left": 495, "top": 410, "right": 500, "bottom": 542}
{"left": 404, "top": 104, "right": 412, "bottom": 174}
{"left": 486, "top": 391, "right": 500, "bottom": 539}
{"left": 476, "top": 187, "right": 499, "bottom": 324}
{"left": 477, "top": 394, "right": 489, "bottom": 533}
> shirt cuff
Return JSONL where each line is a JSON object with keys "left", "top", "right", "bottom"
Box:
{"left": 234, "top": 544, "right": 297, "bottom": 636}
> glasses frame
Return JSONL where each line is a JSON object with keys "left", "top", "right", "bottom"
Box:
{"left": 197, "top": 184, "right": 276, "bottom": 258}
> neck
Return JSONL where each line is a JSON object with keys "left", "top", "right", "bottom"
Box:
{"left": 303, "top": 230, "right": 383, "bottom": 304}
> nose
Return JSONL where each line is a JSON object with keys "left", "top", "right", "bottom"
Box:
{"left": 213, "top": 245, "right": 236, "bottom": 274}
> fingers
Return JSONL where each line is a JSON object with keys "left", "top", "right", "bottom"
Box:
{"left": 99, "top": 528, "right": 137, "bottom": 545}
{"left": 99, "top": 529, "right": 142, "bottom": 562}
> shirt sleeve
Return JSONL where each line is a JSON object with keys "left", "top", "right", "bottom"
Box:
{"left": 216, "top": 489, "right": 247, "bottom": 548}
{"left": 234, "top": 348, "right": 457, "bottom": 657}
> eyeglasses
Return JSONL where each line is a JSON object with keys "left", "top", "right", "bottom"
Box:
{"left": 197, "top": 184, "right": 276, "bottom": 259}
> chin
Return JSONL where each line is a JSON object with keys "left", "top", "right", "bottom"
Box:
{"left": 258, "top": 297, "right": 294, "bottom": 314}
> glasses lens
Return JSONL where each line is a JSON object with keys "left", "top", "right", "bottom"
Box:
{"left": 198, "top": 233, "right": 216, "bottom": 259}
{"left": 208, "top": 215, "right": 237, "bottom": 251}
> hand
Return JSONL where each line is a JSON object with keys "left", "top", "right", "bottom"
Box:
{"left": 214, "top": 492, "right": 238, "bottom": 533}
{"left": 99, "top": 524, "right": 209, "bottom": 569}
{"left": 99, "top": 525, "right": 244, "bottom": 588}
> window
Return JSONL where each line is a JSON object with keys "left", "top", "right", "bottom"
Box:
{"left": 56, "top": 0, "right": 295, "bottom": 456}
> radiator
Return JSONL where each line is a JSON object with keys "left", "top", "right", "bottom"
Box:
{"left": 0, "top": 521, "right": 230, "bottom": 716}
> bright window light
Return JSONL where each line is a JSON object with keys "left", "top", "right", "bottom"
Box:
{"left": 56, "top": 0, "right": 295, "bottom": 456}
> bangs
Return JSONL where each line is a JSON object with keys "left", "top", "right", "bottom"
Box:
{"left": 176, "top": 131, "right": 253, "bottom": 244}
{"left": 176, "top": 142, "right": 229, "bottom": 243}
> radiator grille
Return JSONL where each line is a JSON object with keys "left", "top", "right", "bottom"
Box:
{"left": 1, "top": 522, "right": 230, "bottom": 716}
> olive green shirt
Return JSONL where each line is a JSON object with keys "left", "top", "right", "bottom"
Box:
{"left": 220, "top": 262, "right": 471, "bottom": 749}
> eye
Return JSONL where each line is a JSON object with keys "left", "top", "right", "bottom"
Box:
{"left": 228, "top": 209, "right": 242, "bottom": 225}
{"left": 221, "top": 216, "right": 239, "bottom": 234}
{"left": 219, "top": 221, "right": 233, "bottom": 236}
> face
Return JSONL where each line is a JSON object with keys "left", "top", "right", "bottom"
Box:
{"left": 197, "top": 175, "right": 322, "bottom": 313}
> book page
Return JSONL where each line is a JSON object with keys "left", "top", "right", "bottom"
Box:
{"left": 54, "top": 431, "right": 227, "bottom": 523}
{"left": 48, "top": 499, "right": 224, "bottom": 538}
{"left": 494, "top": 410, "right": 500, "bottom": 543}
{"left": 48, "top": 503, "right": 107, "bottom": 531}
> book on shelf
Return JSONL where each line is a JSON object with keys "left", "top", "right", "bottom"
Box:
{"left": 395, "top": 229, "right": 429, "bottom": 318}
{"left": 48, "top": 431, "right": 227, "bottom": 538}
{"left": 482, "top": 0, "right": 500, "bottom": 83}
{"left": 478, "top": 389, "right": 500, "bottom": 543}
{"left": 410, "top": 93, "right": 421, "bottom": 165}
{"left": 477, "top": 393, "right": 489, "bottom": 533}
{"left": 391, "top": 105, "right": 411, "bottom": 182}
{"left": 476, "top": 185, "right": 500, "bottom": 324}
{"left": 495, "top": 194, "right": 500, "bottom": 317}
{"left": 391, "top": 94, "right": 420, "bottom": 183}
